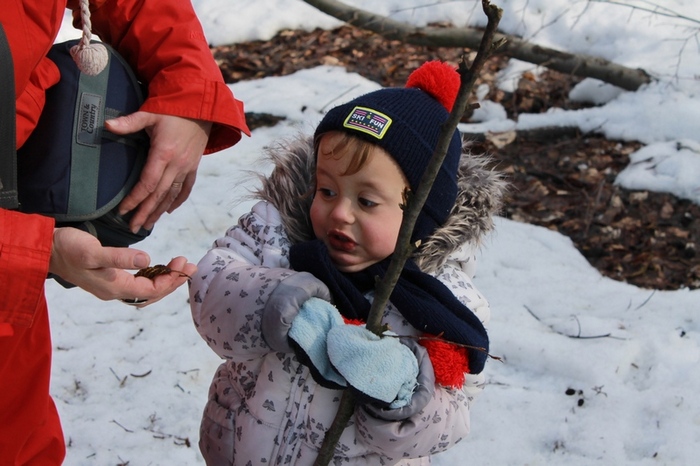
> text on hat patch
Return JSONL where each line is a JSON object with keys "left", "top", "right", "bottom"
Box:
{"left": 343, "top": 106, "right": 392, "bottom": 139}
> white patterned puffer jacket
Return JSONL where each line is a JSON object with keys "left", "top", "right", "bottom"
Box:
{"left": 189, "top": 136, "right": 505, "bottom": 465}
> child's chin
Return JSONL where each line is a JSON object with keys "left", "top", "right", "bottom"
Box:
{"left": 333, "top": 262, "right": 360, "bottom": 273}
{"left": 332, "top": 257, "right": 379, "bottom": 274}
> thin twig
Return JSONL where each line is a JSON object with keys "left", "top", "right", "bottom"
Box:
{"left": 524, "top": 305, "right": 624, "bottom": 340}
{"left": 110, "top": 367, "right": 128, "bottom": 387}
{"left": 633, "top": 290, "right": 656, "bottom": 310}
{"left": 383, "top": 332, "right": 503, "bottom": 362}
{"left": 111, "top": 420, "right": 134, "bottom": 433}
{"left": 588, "top": 0, "right": 700, "bottom": 25}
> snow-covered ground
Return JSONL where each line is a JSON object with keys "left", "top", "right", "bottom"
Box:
{"left": 50, "top": 1, "right": 700, "bottom": 464}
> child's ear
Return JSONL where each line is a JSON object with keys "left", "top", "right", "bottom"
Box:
{"left": 400, "top": 187, "right": 411, "bottom": 211}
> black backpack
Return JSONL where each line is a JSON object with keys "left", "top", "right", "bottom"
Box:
{"left": 0, "top": 34, "right": 151, "bottom": 248}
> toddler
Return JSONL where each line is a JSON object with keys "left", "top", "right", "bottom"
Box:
{"left": 189, "top": 61, "right": 505, "bottom": 465}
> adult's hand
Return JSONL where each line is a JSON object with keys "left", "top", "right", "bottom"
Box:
{"left": 49, "top": 227, "right": 196, "bottom": 306}
{"left": 105, "top": 112, "right": 212, "bottom": 233}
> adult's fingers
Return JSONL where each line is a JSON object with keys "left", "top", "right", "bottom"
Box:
{"left": 166, "top": 171, "right": 197, "bottom": 214}
{"left": 113, "top": 113, "right": 209, "bottom": 233}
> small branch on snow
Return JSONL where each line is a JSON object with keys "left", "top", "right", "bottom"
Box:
{"left": 524, "top": 305, "right": 625, "bottom": 340}
{"left": 633, "top": 290, "right": 656, "bottom": 310}
{"left": 111, "top": 419, "right": 134, "bottom": 433}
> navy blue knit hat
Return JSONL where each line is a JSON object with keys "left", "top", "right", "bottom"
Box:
{"left": 314, "top": 61, "right": 463, "bottom": 242}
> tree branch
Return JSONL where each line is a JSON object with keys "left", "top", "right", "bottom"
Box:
{"left": 588, "top": 0, "right": 700, "bottom": 25}
{"left": 302, "top": 0, "right": 652, "bottom": 91}
{"left": 311, "top": 2, "right": 504, "bottom": 465}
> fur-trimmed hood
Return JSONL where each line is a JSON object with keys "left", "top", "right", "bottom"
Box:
{"left": 254, "top": 135, "right": 506, "bottom": 274}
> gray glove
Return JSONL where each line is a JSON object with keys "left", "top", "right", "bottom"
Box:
{"left": 262, "top": 272, "right": 331, "bottom": 353}
{"left": 361, "top": 339, "right": 436, "bottom": 421}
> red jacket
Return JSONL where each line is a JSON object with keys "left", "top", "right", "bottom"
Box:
{"left": 0, "top": 1, "right": 249, "bottom": 462}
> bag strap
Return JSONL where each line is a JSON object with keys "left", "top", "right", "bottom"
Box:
{"left": 0, "top": 23, "right": 19, "bottom": 210}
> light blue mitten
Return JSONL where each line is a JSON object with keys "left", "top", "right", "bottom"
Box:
{"left": 362, "top": 339, "right": 435, "bottom": 420}
{"left": 326, "top": 325, "right": 419, "bottom": 408}
{"left": 288, "top": 297, "right": 347, "bottom": 389}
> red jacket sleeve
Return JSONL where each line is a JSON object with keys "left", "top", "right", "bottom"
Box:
{"left": 70, "top": 0, "right": 250, "bottom": 154}
{"left": 0, "top": 210, "right": 54, "bottom": 329}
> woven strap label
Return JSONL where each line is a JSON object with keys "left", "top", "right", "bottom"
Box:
{"left": 76, "top": 92, "right": 102, "bottom": 146}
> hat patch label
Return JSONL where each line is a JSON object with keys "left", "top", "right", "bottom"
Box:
{"left": 343, "top": 106, "right": 392, "bottom": 139}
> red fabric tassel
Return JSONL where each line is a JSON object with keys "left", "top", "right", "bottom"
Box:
{"left": 342, "top": 317, "right": 366, "bottom": 326}
{"left": 420, "top": 337, "right": 470, "bottom": 389}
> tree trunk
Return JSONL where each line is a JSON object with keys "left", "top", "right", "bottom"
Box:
{"left": 301, "top": 0, "right": 652, "bottom": 91}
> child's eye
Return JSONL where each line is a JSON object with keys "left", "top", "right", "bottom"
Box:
{"left": 359, "top": 197, "right": 378, "bottom": 208}
{"left": 318, "top": 188, "right": 336, "bottom": 198}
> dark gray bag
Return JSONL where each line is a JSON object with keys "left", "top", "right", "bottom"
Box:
{"left": 16, "top": 39, "right": 151, "bottom": 247}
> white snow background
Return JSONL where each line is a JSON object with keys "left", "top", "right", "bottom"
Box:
{"left": 49, "top": 1, "right": 700, "bottom": 464}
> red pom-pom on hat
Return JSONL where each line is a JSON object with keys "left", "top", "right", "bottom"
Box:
{"left": 405, "top": 60, "right": 461, "bottom": 112}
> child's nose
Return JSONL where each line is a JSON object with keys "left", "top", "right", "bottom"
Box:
{"left": 330, "top": 198, "right": 355, "bottom": 223}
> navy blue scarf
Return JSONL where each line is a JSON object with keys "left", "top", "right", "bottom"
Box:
{"left": 289, "top": 240, "right": 489, "bottom": 374}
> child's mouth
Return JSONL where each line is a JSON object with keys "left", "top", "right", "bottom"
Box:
{"left": 328, "top": 231, "right": 356, "bottom": 252}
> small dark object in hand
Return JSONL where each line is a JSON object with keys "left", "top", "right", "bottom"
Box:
{"left": 135, "top": 264, "right": 191, "bottom": 280}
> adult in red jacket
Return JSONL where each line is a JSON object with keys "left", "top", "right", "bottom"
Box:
{"left": 0, "top": 1, "right": 250, "bottom": 464}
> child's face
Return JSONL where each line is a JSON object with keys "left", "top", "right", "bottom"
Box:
{"left": 310, "top": 132, "right": 408, "bottom": 273}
